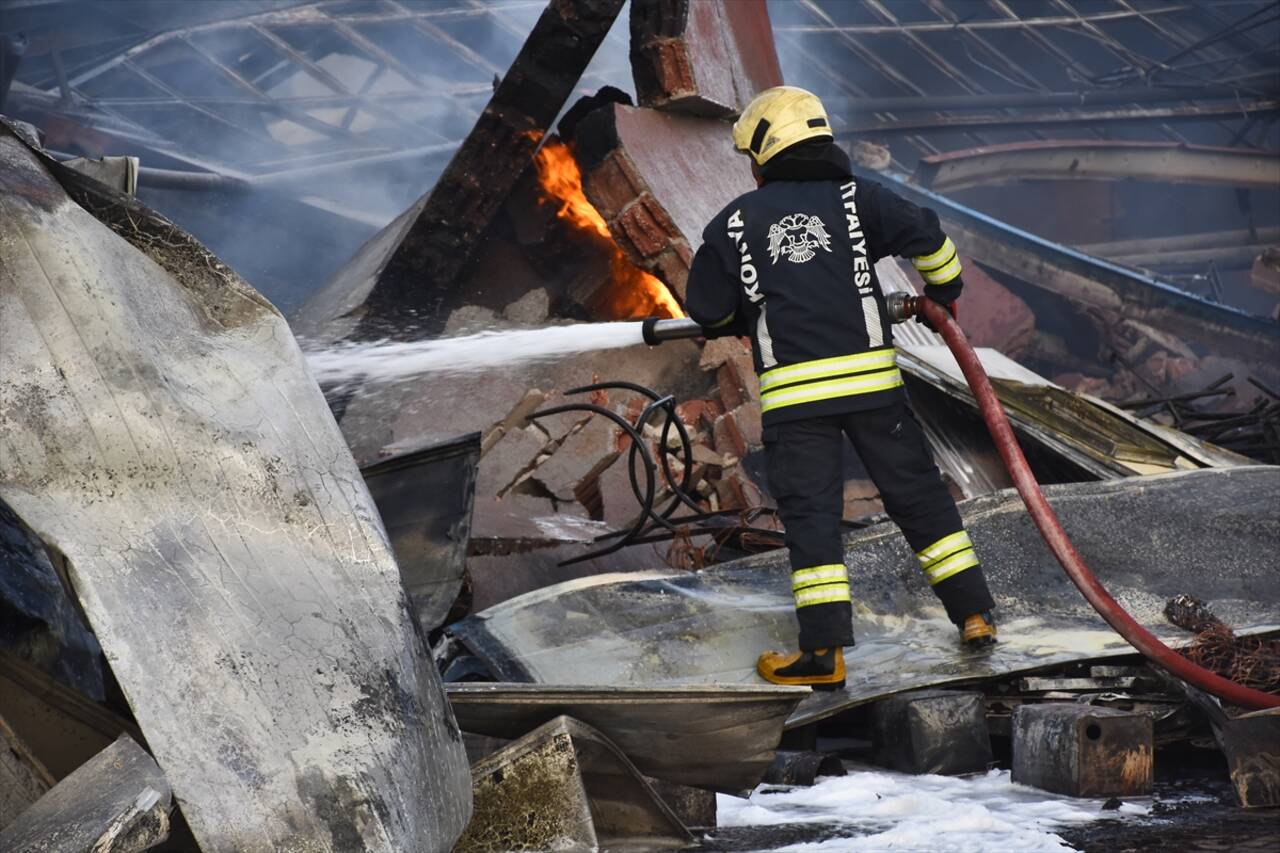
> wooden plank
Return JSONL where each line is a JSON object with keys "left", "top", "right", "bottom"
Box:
{"left": 0, "top": 735, "right": 169, "bottom": 852}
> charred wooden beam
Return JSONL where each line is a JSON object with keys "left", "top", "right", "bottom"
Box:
{"left": 630, "top": 0, "right": 782, "bottom": 117}
{"left": 357, "top": 0, "right": 626, "bottom": 331}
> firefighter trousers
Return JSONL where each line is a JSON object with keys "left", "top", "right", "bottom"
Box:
{"left": 763, "top": 400, "right": 996, "bottom": 650}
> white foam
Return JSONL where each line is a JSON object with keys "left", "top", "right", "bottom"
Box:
{"left": 302, "top": 322, "right": 646, "bottom": 390}
{"left": 717, "top": 768, "right": 1151, "bottom": 852}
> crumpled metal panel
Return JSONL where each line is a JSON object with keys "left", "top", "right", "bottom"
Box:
{"left": 447, "top": 683, "right": 807, "bottom": 792}
{"left": 0, "top": 126, "right": 471, "bottom": 851}
{"left": 361, "top": 433, "right": 480, "bottom": 633}
{"left": 451, "top": 467, "right": 1280, "bottom": 728}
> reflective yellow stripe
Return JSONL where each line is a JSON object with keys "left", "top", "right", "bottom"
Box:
{"left": 916, "top": 531, "right": 972, "bottom": 566}
{"left": 759, "top": 348, "right": 897, "bottom": 392}
{"left": 792, "top": 564, "right": 848, "bottom": 592}
{"left": 921, "top": 256, "right": 963, "bottom": 285}
{"left": 924, "top": 550, "right": 980, "bottom": 585}
{"left": 795, "top": 584, "right": 852, "bottom": 608}
{"left": 760, "top": 369, "right": 904, "bottom": 414}
{"left": 911, "top": 237, "right": 955, "bottom": 270}
{"left": 707, "top": 311, "right": 737, "bottom": 329}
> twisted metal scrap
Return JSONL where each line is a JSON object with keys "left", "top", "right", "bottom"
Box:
{"left": 1166, "top": 594, "right": 1280, "bottom": 695}
{"left": 528, "top": 381, "right": 779, "bottom": 567}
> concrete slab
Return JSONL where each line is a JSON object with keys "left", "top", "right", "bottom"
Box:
{"left": 0, "top": 126, "right": 471, "bottom": 850}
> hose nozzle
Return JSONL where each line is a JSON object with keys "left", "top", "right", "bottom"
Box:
{"left": 642, "top": 317, "right": 707, "bottom": 345}
{"left": 886, "top": 292, "right": 923, "bottom": 324}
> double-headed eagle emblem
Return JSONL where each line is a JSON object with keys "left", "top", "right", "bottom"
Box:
{"left": 767, "top": 213, "right": 832, "bottom": 265}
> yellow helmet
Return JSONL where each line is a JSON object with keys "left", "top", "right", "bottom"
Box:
{"left": 732, "top": 86, "right": 833, "bottom": 166}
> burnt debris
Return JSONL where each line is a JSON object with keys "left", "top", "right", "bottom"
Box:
{"left": 2, "top": 1, "right": 1278, "bottom": 849}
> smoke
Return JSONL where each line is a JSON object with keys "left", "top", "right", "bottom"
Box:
{"left": 12, "top": 1, "right": 636, "bottom": 316}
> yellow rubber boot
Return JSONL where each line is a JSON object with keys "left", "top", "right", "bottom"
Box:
{"left": 757, "top": 647, "right": 846, "bottom": 691}
{"left": 961, "top": 612, "right": 998, "bottom": 648}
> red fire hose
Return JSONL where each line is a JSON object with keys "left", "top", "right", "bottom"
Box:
{"left": 911, "top": 296, "right": 1279, "bottom": 711}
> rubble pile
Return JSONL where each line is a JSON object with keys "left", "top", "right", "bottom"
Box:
{"left": 2, "top": 0, "right": 1278, "bottom": 850}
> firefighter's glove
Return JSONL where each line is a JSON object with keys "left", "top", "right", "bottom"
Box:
{"left": 914, "top": 298, "right": 958, "bottom": 334}
{"left": 925, "top": 276, "right": 963, "bottom": 306}
{"left": 915, "top": 275, "right": 961, "bottom": 332}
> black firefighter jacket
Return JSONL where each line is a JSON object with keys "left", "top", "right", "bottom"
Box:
{"left": 685, "top": 175, "right": 962, "bottom": 427}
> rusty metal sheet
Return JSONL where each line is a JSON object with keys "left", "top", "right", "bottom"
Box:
{"left": 450, "top": 467, "right": 1280, "bottom": 729}
{"left": 862, "top": 167, "right": 1280, "bottom": 369}
{"left": 630, "top": 0, "right": 782, "bottom": 116}
{"left": 913, "top": 140, "right": 1280, "bottom": 193}
{"left": 0, "top": 126, "right": 471, "bottom": 850}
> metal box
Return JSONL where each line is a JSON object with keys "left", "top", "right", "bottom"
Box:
{"left": 1012, "top": 703, "right": 1153, "bottom": 797}
{"left": 871, "top": 689, "right": 993, "bottom": 775}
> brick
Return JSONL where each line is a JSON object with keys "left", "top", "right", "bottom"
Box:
{"left": 712, "top": 411, "right": 747, "bottom": 461}
{"left": 690, "top": 442, "right": 729, "bottom": 468}
{"left": 713, "top": 464, "right": 765, "bottom": 511}
{"left": 630, "top": 0, "right": 783, "bottom": 117}
{"left": 699, "top": 337, "right": 750, "bottom": 372}
{"left": 572, "top": 104, "right": 755, "bottom": 280}
{"left": 716, "top": 355, "right": 758, "bottom": 409}
{"left": 533, "top": 415, "right": 624, "bottom": 502}
{"left": 675, "top": 399, "right": 722, "bottom": 433}
{"left": 613, "top": 193, "right": 682, "bottom": 259}
{"left": 476, "top": 424, "right": 551, "bottom": 500}
{"left": 843, "top": 478, "right": 883, "bottom": 520}
{"left": 652, "top": 243, "right": 694, "bottom": 299}
{"left": 581, "top": 149, "right": 646, "bottom": 217}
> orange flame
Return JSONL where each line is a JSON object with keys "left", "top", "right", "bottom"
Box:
{"left": 533, "top": 139, "right": 684, "bottom": 320}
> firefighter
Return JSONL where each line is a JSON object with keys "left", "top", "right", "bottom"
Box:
{"left": 685, "top": 86, "right": 998, "bottom": 691}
